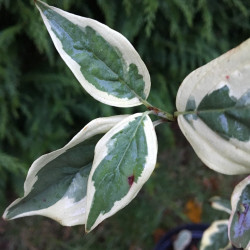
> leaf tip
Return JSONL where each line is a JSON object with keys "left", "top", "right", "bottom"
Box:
{"left": 85, "top": 225, "right": 92, "bottom": 234}
{"left": 85, "top": 218, "right": 99, "bottom": 233}
{"left": 2, "top": 210, "right": 10, "bottom": 221}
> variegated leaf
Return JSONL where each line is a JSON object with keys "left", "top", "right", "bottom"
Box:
{"left": 229, "top": 176, "right": 250, "bottom": 249}
{"left": 85, "top": 113, "right": 157, "bottom": 232}
{"left": 210, "top": 196, "right": 232, "bottom": 214}
{"left": 200, "top": 220, "right": 231, "bottom": 250}
{"left": 2, "top": 115, "right": 128, "bottom": 226}
{"left": 176, "top": 39, "right": 250, "bottom": 175}
{"left": 35, "top": 1, "right": 151, "bottom": 107}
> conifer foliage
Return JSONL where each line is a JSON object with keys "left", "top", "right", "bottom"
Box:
{"left": 1, "top": 0, "right": 250, "bottom": 215}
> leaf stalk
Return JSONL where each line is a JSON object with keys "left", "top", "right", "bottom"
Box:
{"left": 140, "top": 98, "right": 175, "bottom": 121}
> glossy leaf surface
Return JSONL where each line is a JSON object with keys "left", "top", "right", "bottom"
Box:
{"left": 229, "top": 176, "right": 250, "bottom": 249}
{"left": 176, "top": 39, "right": 250, "bottom": 175}
{"left": 3, "top": 115, "right": 128, "bottom": 226}
{"left": 86, "top": 113, "right": 157, "bottom": 232}
{"left": 36, "top": 1, "right": 150, "bottom": 107}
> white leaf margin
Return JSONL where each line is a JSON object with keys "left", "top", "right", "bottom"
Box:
{"left": 178, "top": 116, "right": 250, "bottom": 174}
{"left": 210, "top": 196, "right": 231, "bottom": 214}
{"left": 36, "top": 0, "right": 151, "bottom": 107}
{"left": 2, "top": 115, "right": 128, "bottom": 226}
{"left": 85, "top": 113, "right": 158, "bottom": 232}
{"left": 200, "top": 220, "right": 231, "bottom": 250}
{"left": 176, "top": 38, "right": 250, "bottom": 111}
{"left": 229, "top": 175, "right": 250, "bottom": 249}
{"left": 176, "top": 39, "right": 250, "bottom": 175}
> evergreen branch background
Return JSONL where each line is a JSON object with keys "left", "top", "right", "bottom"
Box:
{"left": 1, "top": 0, "right": 250, "bottom": 218}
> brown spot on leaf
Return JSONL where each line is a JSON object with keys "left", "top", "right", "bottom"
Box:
{"left": 128, "top": 175, "right": 134, "bottom": 187}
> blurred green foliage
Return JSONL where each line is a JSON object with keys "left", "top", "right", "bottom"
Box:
{"left": 0, "top": 0, "right": 250, "bottom": 228}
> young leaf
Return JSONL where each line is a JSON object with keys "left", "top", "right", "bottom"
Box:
{"left": 2, "top": 115, "right": 128, "bottom": 226}
{"left": 176, "top": 38, "right": 250, "bottom": 175}
{"left": 85, "top": 113, "right": 157, "bottom": 232}
{"left": 229, "top": 176, "right": 250, "bottom": 249}
{"left": 210, "top": 196, "right": 232, "bottom": 214}
{"left": 200, "top": 220, "right": 231, "bottom": 250}
{"left": 35, "top": 1, "right": 151, "bottom": 107}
